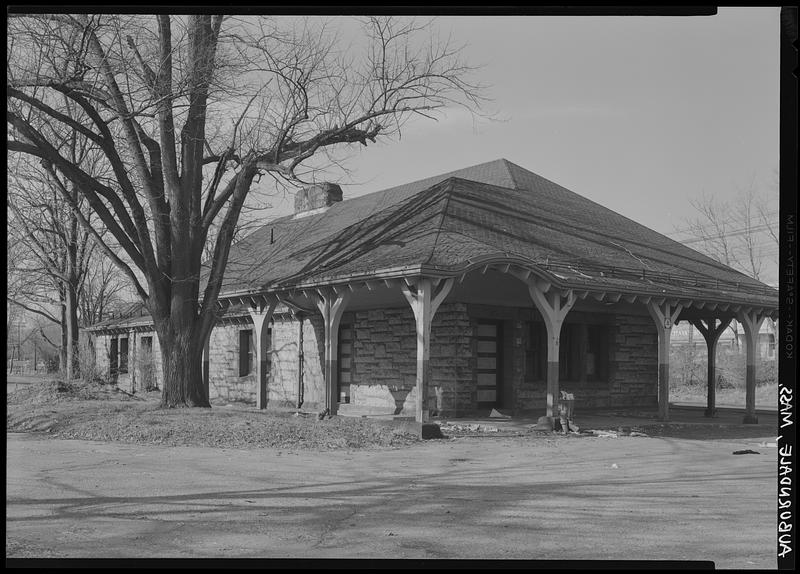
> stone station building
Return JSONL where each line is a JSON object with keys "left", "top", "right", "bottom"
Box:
{"left": 88, "top": 159, "right": 779, "bottom": 424}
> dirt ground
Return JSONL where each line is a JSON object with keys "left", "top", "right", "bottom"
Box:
{"left": 6, "top": 415, "right": 780, "bottom": 568}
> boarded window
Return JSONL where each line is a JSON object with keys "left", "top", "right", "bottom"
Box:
{"left": 109, "top": 338, "right": 119, "bottom": 375}
{"left": 239, "top": 329, "right": 253, "bottom": 377}
{"left": 119, "top": 337, "right": 129, "bottom": 373}
{"left": 338, "top": 323, "right": 354, "bottom": 403}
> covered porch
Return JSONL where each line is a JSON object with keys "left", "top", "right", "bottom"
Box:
{"left": 216, "top": 256, "right": 778, "bottom": 425}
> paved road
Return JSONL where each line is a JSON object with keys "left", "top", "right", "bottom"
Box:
{"left": 6, "top": 430, "right": 779, "bottom": 567}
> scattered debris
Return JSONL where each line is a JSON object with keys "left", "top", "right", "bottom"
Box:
{"left": 618, "top": 426, "right": 631, "bottom": 436}
{"left": 611, "top": 463, "right": 619, "bottom": 469}
{"left": 733, "top": 450, "right": 760, "bottom": 455}
{"left": 439, "top": 422, "right": 500, "bottom": 434}
{"left": 589, "top": 430, "right": 619, "bottom": 438}
{"left": 532, "top": 416, "right": 554, "bottom": 432}
{"left": 317, "top": 408, "right": 330, "bottom": 420}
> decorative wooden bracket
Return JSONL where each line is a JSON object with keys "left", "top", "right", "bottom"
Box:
{"left": 400, "top": 277, "right": 455, "bottom": 422}
{"left": 646, "top": 301, "right": 683, "bottom": 421}
{"left": 248, "top": 296, "right": 279, "bottom": 410}
{"left": 526, "top": 281, "right": 576, "bottom": 418}
{"left": 688, "top": 317, "right": 733, "bottom": 417}
{"left": 313, "top": 287, "right": 352, "bottom": 414}
{"left": 736, "top": 307, "right": 766, "bottom": 424}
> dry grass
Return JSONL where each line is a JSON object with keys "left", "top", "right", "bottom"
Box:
{"left": 6, "top": 380, "right": 422, "bottom": 451}
{"left": 669, "top": 382, "right": 778, "bottom": 407}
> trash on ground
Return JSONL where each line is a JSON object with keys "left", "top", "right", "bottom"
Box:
{"left": 732, "top": 450, "right": 760, "bottom": 455}
{"left": 611, "top": 463, "right": 619, "bottom": 469}
{"left": 489, "top": 408, "right": 511, "bottom": 419}
{"left": 588, "top": 430, "right": 619, "bottom": 438}
{"left": 439, "top": 422, "right": 500, "bottom": 433}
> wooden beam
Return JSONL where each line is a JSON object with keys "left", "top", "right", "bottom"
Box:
{"left": 313, "top": 288, "right": 352, "bottom": 415}
{"left": 527, "top": 280, "right": 576, "bottom": 418}
{"left": 400, "top": 276, "right": 453, "bottom": 423}
{"left": 646, "top": 300, "right": 683, "bottom": 422}
{"left": 736, "top": 308, "right": 766, "bottom": 424}
{"left": 248, "top": 299, "right": 279, "bottom": 410}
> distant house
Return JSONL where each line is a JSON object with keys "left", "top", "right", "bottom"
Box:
{"left": 88, "top": 159, "right": 778, "bottom": 423}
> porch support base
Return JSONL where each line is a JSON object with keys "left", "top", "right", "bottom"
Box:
{"left": 526, "top": 282, "right": 575, "bottom": 418}
{"left": 401, "top": 277, "right": 454, "bottom": 423}
{"left": 689, "top": 317, "right": 732, "bottom": 418}
{"left": 646, "top": 301, "right": 683, "bottom": 422}
{"left": 249, "top": 297, "right": 279, "bottom": 410}
{"left": 314, "top": 288, "right": 351, "bottom": 415}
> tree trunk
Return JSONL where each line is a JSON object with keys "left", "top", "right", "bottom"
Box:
{"left": 157, "top": 314, "right": 210, "bottom": 408}
{"left": 66, "top": 282, "right": 80, "bottom": 381}
{"left": 59, "top": 298, "right": 68, "bottom": 376}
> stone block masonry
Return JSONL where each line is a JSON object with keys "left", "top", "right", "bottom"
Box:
{"left": 90, "top": 305, "right": 658, "bottom": 416}
{"left": 350, "top": 303, "right": 474, "bottom": 417}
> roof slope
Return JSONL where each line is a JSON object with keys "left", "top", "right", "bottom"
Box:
{"left": 217, "top": 159, "right": 776, "bottom": 307}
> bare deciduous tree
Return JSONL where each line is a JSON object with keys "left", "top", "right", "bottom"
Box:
{"left": 678, "top": 180, "right": 779, "bottom": 345}
{"left": 7, "top": 14, "right": 488, "bottom": 407}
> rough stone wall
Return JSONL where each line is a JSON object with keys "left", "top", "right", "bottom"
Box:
{"left": 93, "top": 333, "right": 112, "bottom": 377}
{"left": 512, "top": 312, "right": 658, "bottom": 411}
{"left": 208, "top": 323, "right": 256, "bottom": 403}
{"left": 608, "top": 313, "right": 658, "bottom": 408}
{"left": 90, "top": 306, "right": 658, "bottom": 415}
{"left": 349, "top": 303, "right": 473, "bottom": 417}
{"left": 267, "top": 315, "right": 325, "bottom": 409}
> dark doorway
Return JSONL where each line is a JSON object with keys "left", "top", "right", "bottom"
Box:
{"left": 475, "top": 320, "right": 503, "bottom": 408}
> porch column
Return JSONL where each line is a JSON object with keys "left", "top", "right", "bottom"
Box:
{"left": 525, "top": 281, "right": 576, "bottom": 418}
{"left": 689, "top": 317, "right": 732, "bottom": 418}
{"left": 401, "top": 277, "right": 454, "bottom": 423}
{"left": 249, "top": 298, "right": 278, "bottom": 410}
{"left": 646, "top": 301, "right": 683, "bottom": 421}
{"left": 736, "top": 308, "right": 766, "bottom": 424}
{"left": 314, "top": 288, "right": 351, "bottom": 415}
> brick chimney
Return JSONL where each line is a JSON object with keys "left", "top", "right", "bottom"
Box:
{"left": 294, "top": 182, "right": 343, "bottom": 217}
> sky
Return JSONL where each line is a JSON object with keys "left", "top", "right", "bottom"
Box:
{"left": 261, "top": 7, "right": 781, "bottom": 281}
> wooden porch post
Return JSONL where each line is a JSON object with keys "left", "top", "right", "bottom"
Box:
{"left": 736, "top": 308, "right": 765, "bottom": 424}
{"left": 646, "top": 301, "right": 683, "bottom": 421}
{"left": 689, "top": 317, "right": 732, "bottom": 418}
{"left": 401, "top": 277, "right": 454, "bottom": 423}
{"left": 526, "top": 282, "right": 576, "bottom": 418}
{"left": 249, "top": 298, "right": 278, "bottom": 410}
{"left": 314, "top": 288, "right": 351, "bottom": 415}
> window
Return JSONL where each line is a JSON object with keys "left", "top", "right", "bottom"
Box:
{"left": 558, "top": 324, "right": 581, "bottom": 381}
{"left": 119, "top": 337, "right": 129, "bottom": 373}
{"left": 338, "top": 323, "right": 353, "bottom": 403}
{"left": 109, "top": 338, "right": 119, "bottom": 375}
{"left": 526, "top": 321, "right": 547, "bottom": 381}
{"left": 239, "top": 329, "right": 254, "bottom": 376}
{"left": 586, "top": 325, "right": 609, "bottom": 381}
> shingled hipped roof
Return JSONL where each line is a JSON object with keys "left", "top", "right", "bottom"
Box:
{"left": 216, "top": 159, "right": 777, "bottom": 309}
